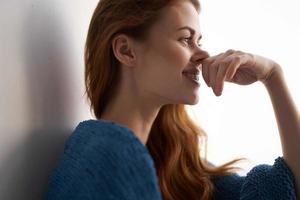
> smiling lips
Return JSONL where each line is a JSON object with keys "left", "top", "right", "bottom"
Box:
{"left": 183, "top": 73, "right": 200, "bottom": 81}
{"left": 182, "top": 65, "right": 201, "bottom": 83}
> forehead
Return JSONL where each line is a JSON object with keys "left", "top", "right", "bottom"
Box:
{"left": 153, "top": 1, "right": 201, "bottom": 35}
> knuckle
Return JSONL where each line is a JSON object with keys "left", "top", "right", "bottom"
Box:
{"left": 220, "top": 60, "right": 228, "bottom": 66}
{"left": 209, "top": 62, "right": 217, "bottom": 69}
{"left": 236, "top": 50, "right": 244, "bottom": 54}
{"left": 226, "top": 49, "right": 235, "bottom": 54}
{"left": 247, "top": 53, "right": 255, "bottom": 59}
{"left": 234, "top": 56, "right": 241, "bottom": 63}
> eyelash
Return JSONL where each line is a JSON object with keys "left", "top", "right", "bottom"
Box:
{"left": 181, "top": 37, "right": 202, "bottom": 47}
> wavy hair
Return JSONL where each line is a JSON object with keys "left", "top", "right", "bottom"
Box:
{"left": 84, "top": 0, "right": 245, "bottom": 199}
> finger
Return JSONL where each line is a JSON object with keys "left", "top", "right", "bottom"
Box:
{"left": 214, "top": 62, "right": 229, "bottom": 96}
{"left": 225, "top": 49, "right": 236, "bottom": 55}
{"left": 226, "top": 56, "right": 242, "bottom": 81}
{"left": 209, "top": 60, "right": 219, "bottom": 89}
{"left": 203, "top": 50, "right": 236, "bottom": 87}
{"left": 202, "top": 58, "right": 214, "bottom": 87}
{"left": 224, "top": 58, "right": 238, "bottom": 81}
{"left": 203, "top": 53, "right": 222, "bottom": 87}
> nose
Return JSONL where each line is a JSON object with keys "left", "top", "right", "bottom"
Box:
{"left": 191, "top": 48, "right": 210, "bottom": 66}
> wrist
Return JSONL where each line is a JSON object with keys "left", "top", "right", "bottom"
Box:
{"left": 262, "top": 63, "right": 284, "bottom": 88}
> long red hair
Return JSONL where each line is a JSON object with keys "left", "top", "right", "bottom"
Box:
{"left": 84, "top": 0, "right": 245, "bottom": 199}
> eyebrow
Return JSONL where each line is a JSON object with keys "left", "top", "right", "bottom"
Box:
{"left": 177, "top": 26, "right": 202, "bottom": 40}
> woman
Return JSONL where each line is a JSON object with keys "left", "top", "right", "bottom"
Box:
{"left": 46, "top": 0, "right": 299, "bottom": 199}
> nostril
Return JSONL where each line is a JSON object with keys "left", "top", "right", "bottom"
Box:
{"left": 194, "top": 64, "right": 202, "bottom": 72}
{"left": 198, "top": 64, "right": 202, "bottom": 70}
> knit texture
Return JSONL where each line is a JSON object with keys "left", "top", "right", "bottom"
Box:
{"left": 46, "top": 119, "right": 297, "bottom": 200}
{"left": 212, "top": 157, "right": 297, "bottom": 200}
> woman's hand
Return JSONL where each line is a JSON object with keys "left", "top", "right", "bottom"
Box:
{"left": 201, "top": 49, "right": 283, "bottom": 96}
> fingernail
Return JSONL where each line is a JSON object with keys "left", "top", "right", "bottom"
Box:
{"left": 215, "top": 87, "right": 221, "bottom": 96}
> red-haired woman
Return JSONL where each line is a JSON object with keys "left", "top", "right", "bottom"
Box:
{"left": 46, "top": 0, "right": 299, "bottom": 199}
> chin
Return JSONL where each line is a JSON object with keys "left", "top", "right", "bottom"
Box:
{"left": 182, "top": 96, "right": 199, "bottom": 105}
{"left": 184, "top": 101, "right": 199, "bottom": 105}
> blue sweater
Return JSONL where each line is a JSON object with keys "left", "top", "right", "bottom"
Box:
{"left": 46, "top": 119, "right": 297, "bottom": 200}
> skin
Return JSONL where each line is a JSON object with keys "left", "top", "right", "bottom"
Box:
{"left": 102, "top": 1, "right": 300, "bottom": 197}
{"left": 101, "top": 1, "right": 209, "bottom": 144}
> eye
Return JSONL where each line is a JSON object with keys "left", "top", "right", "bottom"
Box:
{"left": 181, "top": 37, "right": 192, "bottom": 44}
{"left": 181, "top": 37, "right": 202, "bottom": 47}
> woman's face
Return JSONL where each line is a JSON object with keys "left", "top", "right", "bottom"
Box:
{"left": 133, "top": 1, "right": 209, "bottom": 106}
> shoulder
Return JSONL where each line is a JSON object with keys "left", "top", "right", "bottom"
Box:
{"left": 68, "top": 119, "right": 143, "bottom": 146}
{"left": 66, "top": 118, "right": 157, "bottom": 179}
{"left": 64, "top": 119, "right": 148, "bottom": 158}
{"left": 47, "top": 119, "right": 162, "bottom": 199}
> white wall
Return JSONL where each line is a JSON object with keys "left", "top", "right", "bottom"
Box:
{"left": 0, "top": 1, "right": 96, "bottom": 199}
{"left": 0, "top": 0, "right": 299, "bottom": 199}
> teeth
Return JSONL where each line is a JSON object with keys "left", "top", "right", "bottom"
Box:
{"left": 183, "top": 73, "right": 199, "bottom": 81}
{"left": 183, "top": 71, "right": 200, "bottom": 75}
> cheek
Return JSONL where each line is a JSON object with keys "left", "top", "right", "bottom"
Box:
{"left": 146, "top": 41, "right": 190, "bottom": 74}
{"left": 139, "top": 43, "right": 190, "bottom": 92}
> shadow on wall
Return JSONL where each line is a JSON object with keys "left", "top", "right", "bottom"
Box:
{"left": 0, "top": 2, "right": 77, "bottom": 199}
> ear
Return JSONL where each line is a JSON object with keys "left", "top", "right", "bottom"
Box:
{"left": 111, "top": 34, "right": 137, "bottom": 67}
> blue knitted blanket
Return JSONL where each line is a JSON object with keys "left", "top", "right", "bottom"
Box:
{"left": 46, "top": 119, "right": 297, "bottom": 200}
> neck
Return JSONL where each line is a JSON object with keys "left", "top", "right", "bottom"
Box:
{"left": 100, "top": 82, "right": 162, "bottom": 145}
